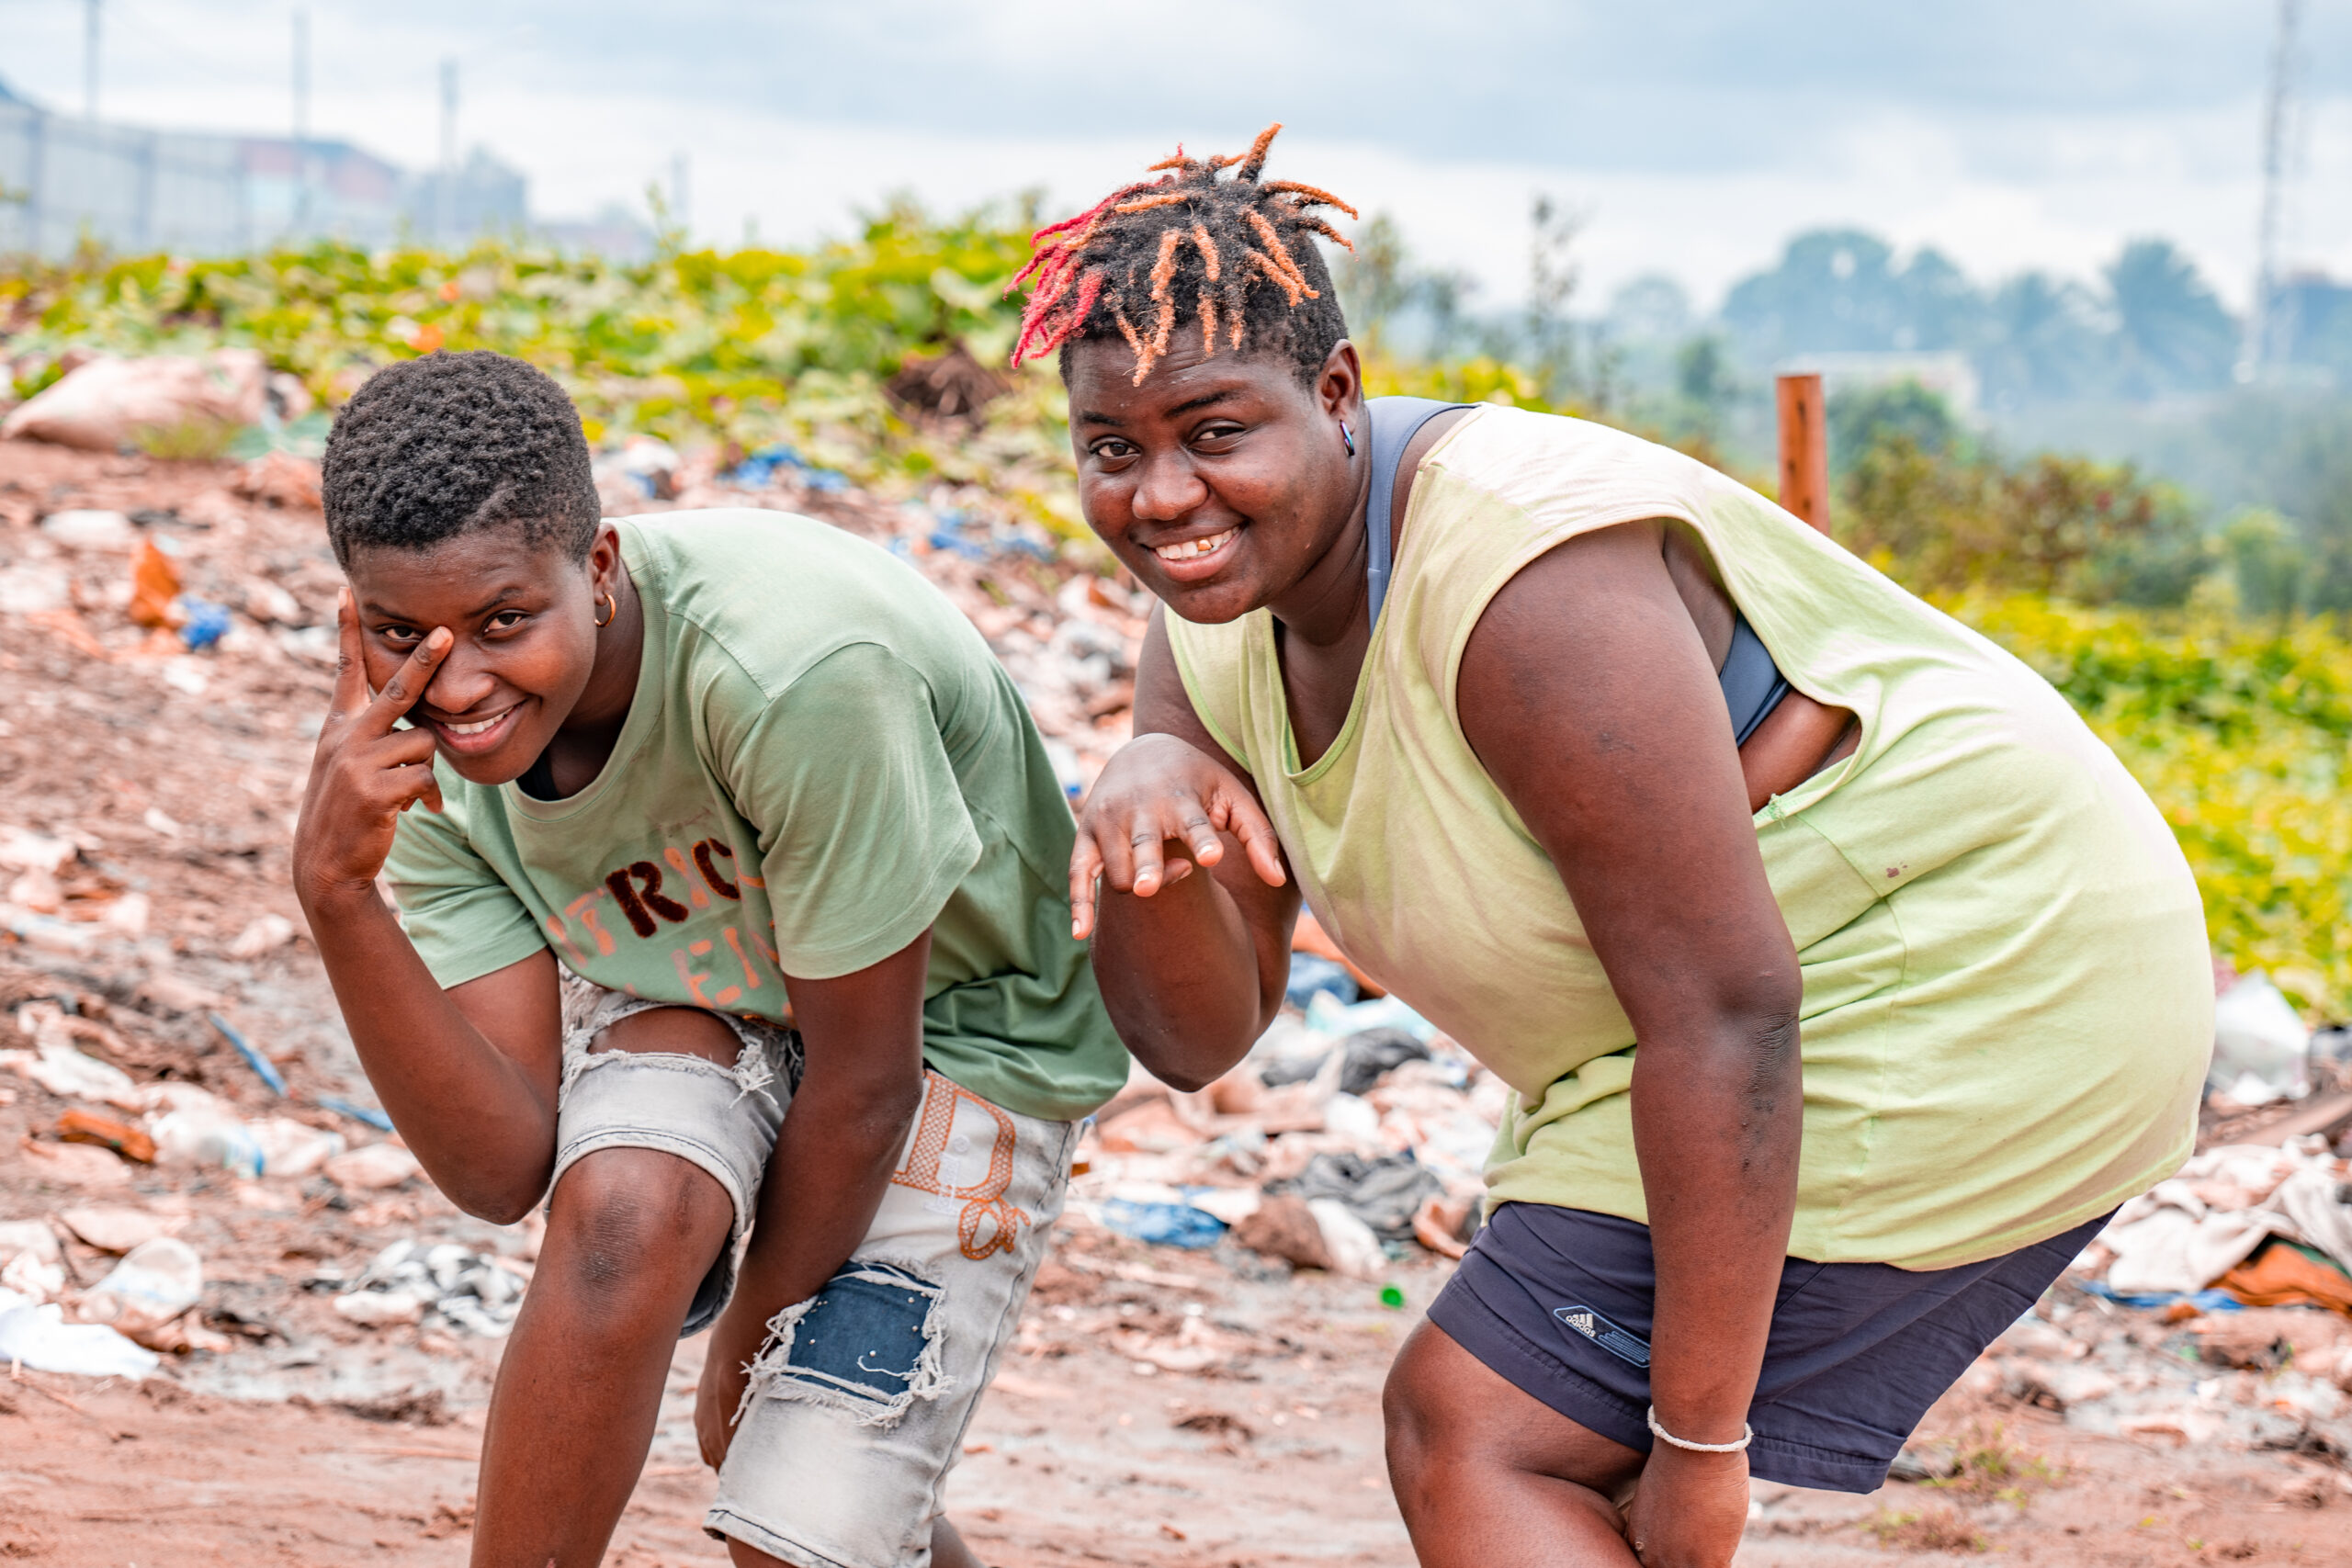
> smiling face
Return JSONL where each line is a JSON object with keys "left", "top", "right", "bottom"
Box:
{"left": 343, "top": 522, "right": 619, "bottom": 786}
{"left": 1068, "top": 336, "right": 1369, "bottom": 627}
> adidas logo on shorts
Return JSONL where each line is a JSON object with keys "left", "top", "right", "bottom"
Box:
{"left": 1551, "top": 1303, "right": 1652, "bottom": 1369}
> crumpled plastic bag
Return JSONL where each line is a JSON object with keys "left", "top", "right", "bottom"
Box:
{"left": 2211, "top": 973, "right": 2310, "bottom": 1102}
{"left": 75, "top": 1236, "right": 203, "bottom": 1348}
{"left": 0, "top": 1288, "right": 158, "bottom": 1378}
{"left": 3, "top": 350, "right": 267, "bottom": 453}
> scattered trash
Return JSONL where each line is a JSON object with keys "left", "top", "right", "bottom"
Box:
{"left": 209, "top": 1011, "right": 288, "bottom": 1095}
{"left": 315, "top": 1096, "right": 394, "bottom": 1134}
{"left": 2211, "top": 973, "right": 2312, "bottom": 1105}
{"left": 1284, "top": 953, "right": 1359, "bottom": 1011}
{"left": 77, "top": 1236, "right": 204, "bottom": 1347}
{"left": 0, "top": 1034, "right": 141, "bottom": 1110}
{"left": 1230, "top": 1194, "right": 1334, "bottom": 1271}
{"left": 177, "top": 598, "right": 232, "bottom": 650}
{"left": 57, "top": 1110, "right": 157, "bottom": 1164}
{"left": 334, "top": 1240, "right": 524, "bottom": 1337}
{"left": 37, "top": 508, "right": 135, "bottom": 548}
{"left": 1306, "top": 1199, "right": 1385, "bottom": 1280}
{"left": 3, "top": 350, "right": 267, "bottom": 454}
{"left": 227, "top": 914, "right": 297, "bottom": 960}
{"left": 231, "top": 450, "right": 323, "bottom": 510}
{"left": 2098, "top": 1138, "right": 2352, "bottom": 1298}
{"left": 1100, "top": 1197, "right": 1227, "bottom": 1251}
{"left": 58, "top": 1205, "right": 175, "bottom": 1254}
{"left": 0, "top": 1220, "right": 64, "bottom": 1302}
{"left": 0, "top": 1287, "right": 159, "bottom": 1378}
{"left": 1272, "top": 1152, "right": 1444, "bottom": 1242}
{"left": 322, "top": 1143, "right": 422, "bottom": 1191}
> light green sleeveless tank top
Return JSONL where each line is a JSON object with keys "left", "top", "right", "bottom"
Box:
{"left": 1167, "top": 406, "right": 2209, "bottom": 1269}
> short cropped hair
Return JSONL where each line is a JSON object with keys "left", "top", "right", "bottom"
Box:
{"left": 322, "top": 350, "right": 599, "bottom": 565}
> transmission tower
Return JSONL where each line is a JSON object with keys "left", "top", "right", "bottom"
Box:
{"left": 2247, "top": 0, "right": 2306, "bottom": 376}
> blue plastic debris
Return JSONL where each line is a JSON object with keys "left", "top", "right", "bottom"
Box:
{"left": 209, "top": 1011, "right": 287, "bottom": 1096}
{"left": 1099, "top": 1198, "right": 1227, "bottom": 1250}
{"left": 316, "top": 1096, "right": 394, "bottom": 1133}
{"left": 1285, "top": 953, "right": 1360, "bottom": 1011}
{"left": 176, "top": 598, "right": 232, "bottom": 650}
{"left": 2076, "top": 1283, "right": 2243, "bottom": 1312}
{"left": 722, "top": 444, "right": 851, "bottom": 492}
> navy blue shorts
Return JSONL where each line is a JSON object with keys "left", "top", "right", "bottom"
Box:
{"left": 1425, "top": 1202, "right": 2108, "bottom": 1493}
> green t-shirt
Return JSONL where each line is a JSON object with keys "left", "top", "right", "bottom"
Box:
{"left": 383, "top": 509, "right": 1127, "bottom": 1123}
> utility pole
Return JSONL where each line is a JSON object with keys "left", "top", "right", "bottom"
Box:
{"left": 84, "top": 0, "right": 101, "bottom": 121}
{"left": 671, "top": 151, "right": 691, "bottom": 239}
{"left": 2246, "top": 0, "right": 2305, "bottom": 377}
{"left": 437, "top": 57, "right": 458, "bottom": 245}
{"left": 292, "top": 7, "right": 311, "bottom": 236}
{"left": 1776, "top": 374, "right": 1830, "bottom": 534}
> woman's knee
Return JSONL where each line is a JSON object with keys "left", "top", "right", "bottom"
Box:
{"left": 1385, "top": 1322, "right": 1472, "bottom": 1483}
{"left": 543, "top": 1147, "right": 733, "bottom": 1332}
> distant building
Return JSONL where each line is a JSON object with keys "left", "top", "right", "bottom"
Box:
{"left": 0, "top": 75, "right": 529, "bottom": 257}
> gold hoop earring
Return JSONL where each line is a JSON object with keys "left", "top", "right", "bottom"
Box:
{"left": 594, "top": 592, "right": 616, "bottom": 628}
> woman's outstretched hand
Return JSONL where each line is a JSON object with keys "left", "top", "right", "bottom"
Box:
{"left": 1069, "top": 733, "right": 1286, "bottom": 939}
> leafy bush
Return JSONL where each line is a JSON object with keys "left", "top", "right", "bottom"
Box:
{"left": 1838, "top": 425, "right": 2207, "bottom": 606}
{"left": 0, "top": 206, "right": 1069, "bottom": 503}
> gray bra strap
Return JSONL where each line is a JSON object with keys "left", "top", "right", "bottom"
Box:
{"left": 1364, "top": 397, "right": 1476, "bottom": 630}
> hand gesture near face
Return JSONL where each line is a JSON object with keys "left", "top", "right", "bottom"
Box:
{"left": 292, "top": 590, "right": 451, "bottom": 909}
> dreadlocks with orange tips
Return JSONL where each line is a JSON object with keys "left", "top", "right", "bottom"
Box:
{"left": 1007, "top": 123, "right": 1357, "bottom": 386}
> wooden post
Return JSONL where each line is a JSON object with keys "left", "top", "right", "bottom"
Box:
{"left": 1776, "top": 372, "right": 1830, "bottom": 534}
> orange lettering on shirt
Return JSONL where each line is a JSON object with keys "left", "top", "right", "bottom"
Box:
{"left": 720, "top": 926, "right": 763, "bottom": 991}
{"left": 564, "top": 890, "right": 618, "bottom": 957}
{"left": 672, "top": 942, "right": 718, "bottom": 1008}
{"left": 543, "top": 913, "right": 590, "bottom": 968}
{"left": 664, "top": 846, "right": 711, "bottom": 908}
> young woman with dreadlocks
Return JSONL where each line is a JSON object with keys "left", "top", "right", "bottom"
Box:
{"left": 1028, "top": 127, "right": 2210, "bottom": 1568}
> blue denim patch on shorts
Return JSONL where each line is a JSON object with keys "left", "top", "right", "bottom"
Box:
{"left": 1426, "top": 1201, "right": 2109, "bottom": 1493}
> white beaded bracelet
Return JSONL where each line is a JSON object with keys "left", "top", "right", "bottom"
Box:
{"left": 1645, "top": 1405, "right": 1754, "bottom": 1453}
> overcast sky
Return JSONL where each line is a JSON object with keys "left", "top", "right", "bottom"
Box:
{"left": 5, "top": 0, "right": 2347, "bottom": 310}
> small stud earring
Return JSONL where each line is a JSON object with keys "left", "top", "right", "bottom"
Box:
{"left": 1340, "top": 421, "right": 1356, "bottom": 457}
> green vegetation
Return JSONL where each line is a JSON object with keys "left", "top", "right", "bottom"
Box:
{"left": 0, "top": 207, "right": 1085, "bottom": 529}
{"left": 5, "top": 219, "right": 2346, "bottom": 1014}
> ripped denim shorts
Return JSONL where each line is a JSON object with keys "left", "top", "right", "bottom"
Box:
{"left": 551, "top": 976, "right": 1078, "bottom": 1568}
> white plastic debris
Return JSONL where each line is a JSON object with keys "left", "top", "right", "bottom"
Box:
{"left": 1306, "top": 1198, "right": 1385, "bottom": 1280}
{"left": 77, "top": 1236, "right": 203, "bottom": 1343}
{"left": 4, "top": 350, "right": 268, "bottom": 455}
{"left": 0, "top": 1039, "right": 141, "bottom": 1110}
{"left": 322, "top": 1143, "right": 422, "bottom": 1191}
{"left": 227, "top": 913, "right": 297, "bottom": 959}
{"left": 0, "top": 826, "right": 75, "bottom": 874}
{"left": 58, "top": 1205, "right": 174, "bottom": 1254}
{"left": 0, "top": 1221, "right": 64, "bottom": 1303}
{"left": 333, "top": 1288, "right": 427, "bottom": 1326}
{"left": 35, "top": 509, "right": 135, "bottom": 547}
{"left": 0, "top": 1290, "right": 159, "bottom": 1379}
{"left": 2211, "top": 973, "right": 2311, "bottom": 1103}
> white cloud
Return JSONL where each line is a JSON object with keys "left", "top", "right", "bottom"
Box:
{"left": 8, "top": 0, "right": 2347, "bottom": 312}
